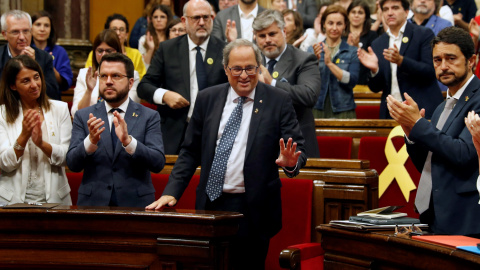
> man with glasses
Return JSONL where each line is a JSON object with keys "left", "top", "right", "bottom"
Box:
{"left": 253, "top": 10, "right": 321, "bottom": 157}
{"left": 67, "top": 53, "right": 165, "bottom": 207}
{"left": 147, "top": 39, "right": 306, "bottom": 269}
{"left": 0, "top": 10, "right": 60, "bottom": 100}
{"left": 138, "top": 0, "right": 228, "bottom": 155}
{"left": 212, "top": 0, "right": 266, "bottom": 42}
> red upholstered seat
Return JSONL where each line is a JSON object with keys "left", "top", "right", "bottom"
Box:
{"left": 267, "top": 178, "right": 320, "bottom": 270}
{"left": 358, "top": 136, "right": 421, "bottom": 218}
{"left": 355, "top": 105, "right": 380, "bottom": 119}
{"left": 317, "top": 136, "right": 352, "bottom": 159}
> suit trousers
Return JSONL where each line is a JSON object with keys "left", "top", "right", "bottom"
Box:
{"left": 205, "top": 192, "right": 270, "bottom": 270}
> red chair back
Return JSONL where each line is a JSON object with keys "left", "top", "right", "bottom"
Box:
{"left": 355, "top": 105, "right": 380, "bottom": 119}
{"left": 317, "top": 136, "right": 352, "bottom": 159}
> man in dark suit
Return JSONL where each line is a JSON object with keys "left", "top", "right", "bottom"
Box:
{"left": 357, "top": 0, "right": 443, "bottom": 119}
{"left": 67, "top": 53, "right": 165, "bottom": 208}
{"left": 387, "top": 27, "right": 480, "bottom": 235}
{"left": 138, "top": 0, "right": 228, "bottom": 155}
{"left": 212, "top": 0, "right": 266, "bottom": 42}
{"left": 253, "top": 10, "right": 320, "bottom": 157}
{"left": 0, "top": 10, "right": 60, "bottom": 100}
{"left": 146, "top": 39, "right": 307, "bottom": 269}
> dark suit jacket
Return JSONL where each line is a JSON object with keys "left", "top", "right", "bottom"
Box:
{"left": 407, "top": 76, "right": 480, "bottom": 235}
{"left": 137, "top": 35, "right": 228, "bottom": 154}
{"left": 284, "top": 0, "right": 317, "bottom": 28}
{"left": 369, "top": 22, "right": 443, "bottom": 119}
{"left": 162, "top": 82, "right": 307, "bottom": 238}
{"left": 66, "top": 99, "right": 166, "bottom": 207}
{"left": 211, "top": 4, "right": 266, "bottom": 41}
{"left": 265, "top": 44, "right": 320, "bottom": 157}
{"left": 0, "top": 45, "right": 60, "bottom": 100}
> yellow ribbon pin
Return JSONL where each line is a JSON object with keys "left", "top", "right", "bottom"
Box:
{"left": 402, "top": 37, "right": 409, "bottom": 43}
{"left": 379, "top": 126, "right": 417, "bottom": 202}
{"left": 272, "top": 71, "right": 279, "bottom": 78}
{"left": 335, "top": 58, "right": 340, "bottom": 64}
{"left": 466, "top": 96, "right": 469, "bottom": 102}
{"left": 207, "top": 58, "right": 213, "bottom": 65}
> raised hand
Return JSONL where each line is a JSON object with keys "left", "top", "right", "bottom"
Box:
{"left": 87, "top": 113, "right": 105, "bottom": 145}
{"left": 85, "top": 67, "right": 98, "bottom": 92}
{"left": 357, "top": 46, "right": 379, "bottom": 73}
{"left": 383, "top": 44, "right": 403, "bottom": 65}
{"left": 112, "top": 110, "right": 131, "bottom": 146}
{"left": 275, "top": 137, "right": 301, "bottom": 168}
{"left": 225, "top": 19, "right": 237, "bottom": 42}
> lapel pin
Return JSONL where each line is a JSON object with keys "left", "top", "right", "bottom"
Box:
{"left": 259, "top": 100, "right": 263, "bottom": 103}
{"left": 255, "top": 108, "right": 259, "bottom": 114}
{"left": 132, "top": 112, "right": 139, "bottom": 117}
{"left": 466, "top": 96, "right": 469, "bottom": 102}
{"left": 207, "top": 58, "right": 213, "bottom": 65}
{"left": 272, "top": 71, "right": 279, "bottom": 78}
{"left": 51, "top": 132, "right": 55, "bottom": 137}
{"left": 336, "top": 58, "right": 340, "bottom": 64}
{"left": 402, "top": 37, "right": 409, "bottom": 43}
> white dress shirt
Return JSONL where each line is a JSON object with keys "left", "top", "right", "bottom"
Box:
{"left": 152, "top": 36, "right": 210, "bottom": 121}
{"left": 387, "top": 21, "right": 407, "bottom": 102}
{"left": 238, "top": 4, "right": 259, "bottom": 42}
{"left": 218, "top": 87, "right": 255, "bottom": 193}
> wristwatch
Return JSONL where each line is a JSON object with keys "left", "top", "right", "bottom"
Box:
{"left": 13, "top": 140, "right": 25, "bottom": 151}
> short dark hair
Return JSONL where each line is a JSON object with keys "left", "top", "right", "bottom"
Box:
{"left": 431, "top": 26, "right": 475, "bottom": 60}
{"left": 0, "top": 55, "right": 50, "bottom": 124}
{"left": 166, "top": 17, "right": 183, "bottom": 38}
{"left": 92, "top": 29, "right": 122, "bottom": 71}
{"left": 379, "top": 0, "right": 409, "bottom": 11}
{"left": 99, "top": 53, "right": 135, "bottom": 79}
{"left": 31, "top": 10, "right": 57, "bottom": 48}
{"left": 347, "top": 0, "right": 372, "bottom": 37}
{"left": 104, "top": 13, "right": 129, "bottom": 33}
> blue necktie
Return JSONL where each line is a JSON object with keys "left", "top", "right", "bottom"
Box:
{"left": 267, "top": 59, "right": 277, "bottom": 75}
{"left": 110, "top": 108, "right": 122, "bottom": 151}
{"left": 196, "top": 46, "right": 208, "bottom": 91}
{"left": 206, "top": 96, "right": 247, "bottom": 201}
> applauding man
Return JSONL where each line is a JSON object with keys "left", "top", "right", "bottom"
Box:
{"left": 67, "top": 53, "right": 165, "bottom": 207}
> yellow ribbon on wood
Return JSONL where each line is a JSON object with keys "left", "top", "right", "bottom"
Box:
{"left": 379, "top": 125, "right": 417, "bottom": 202}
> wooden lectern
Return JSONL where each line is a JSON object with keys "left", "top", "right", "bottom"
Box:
{"left": 0, "top": 205, "right": 243, "bottom": 269}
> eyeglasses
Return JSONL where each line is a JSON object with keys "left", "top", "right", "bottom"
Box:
{"left": 186, "top": 15, "right": 211, "bottom": 23}
{"left": 227, "top": 66, "right": 258, "bottom": 76}
{"left": 99, "top": 73, "right": 129, "bottom": 82}
{"left": 170, "top": 28, "right": 186, "bottom": 33}
{"left": 111, "top": 27, "right": 126, "bottom": 33}
{"left": 7, "top": 29, "right": 31, "bottom": 36}
{"left": 96, "top": 49, "right": 116, "bottom": 55}
{"left": 394, "top": 224, "right": 422, "bottom": 238}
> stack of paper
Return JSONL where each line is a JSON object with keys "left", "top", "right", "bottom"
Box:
{"left": 412, "top": 235, "right": 480, "bottom": 254}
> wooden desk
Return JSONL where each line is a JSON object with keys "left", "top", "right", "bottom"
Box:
{"left": 318, "top": 225, "right": 480, "bottom": 269}
{"left": 0, "top": 206, "right": 242, "bottom": 269}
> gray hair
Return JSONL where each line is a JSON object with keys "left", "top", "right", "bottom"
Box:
{"left": 1, "top": 10, "right": 32, "bottom": 32}
{"left": 183, "top": 0, "right": 213, "bottom": 16}
{"left": 222, "top": 39, "right": 263, "bottom": 67}
{"left": 252, "top": 9, "right": 285, "bottom": 32}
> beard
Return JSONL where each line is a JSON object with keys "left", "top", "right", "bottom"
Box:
{"left": 438, "top": 64, "right": 469, "bottom": 87}
{"left": 241, "top": 0, "right": 256, "bottom": 4}
{"left": 412, "top": 5, "right": 432, "bottom": 15}
{"left": 100, "top": 85, "right": 130, "bottom": 104}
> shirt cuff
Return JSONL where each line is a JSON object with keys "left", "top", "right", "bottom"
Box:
{"left": 283, "top": 163, "right": 298, "bottom": 174}
{"left": 371, "top": 68, "right": 379, "bottom": 77}
{"left": 153, "top": 88, "right": 168, "bottom": 105}
{"left": 122, "top": 135, "right": 137, "bottom": 155}
{"left": 340, "top": 70, "right": 350, "bottom": 84}
{"left": 84, "top": 136, "right": 98, "bottom": 155}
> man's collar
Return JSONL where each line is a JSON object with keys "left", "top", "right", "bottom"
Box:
{"left": 387, "top": 20, "right": 408, "bottom": 38}
{"left": 447, "top": 74, "right": 475, "bottom": 100}
{"left": 187, "top": 35, "right": 210, "bottom": 51}
{"left": 238, "top": 3, "right": 259, "bottom": 17}
{"left": 105, "top": 97, "right": 130, "bottom": 113}
{"left": 228, "top": 85, "right": 256, "bottom": 103}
